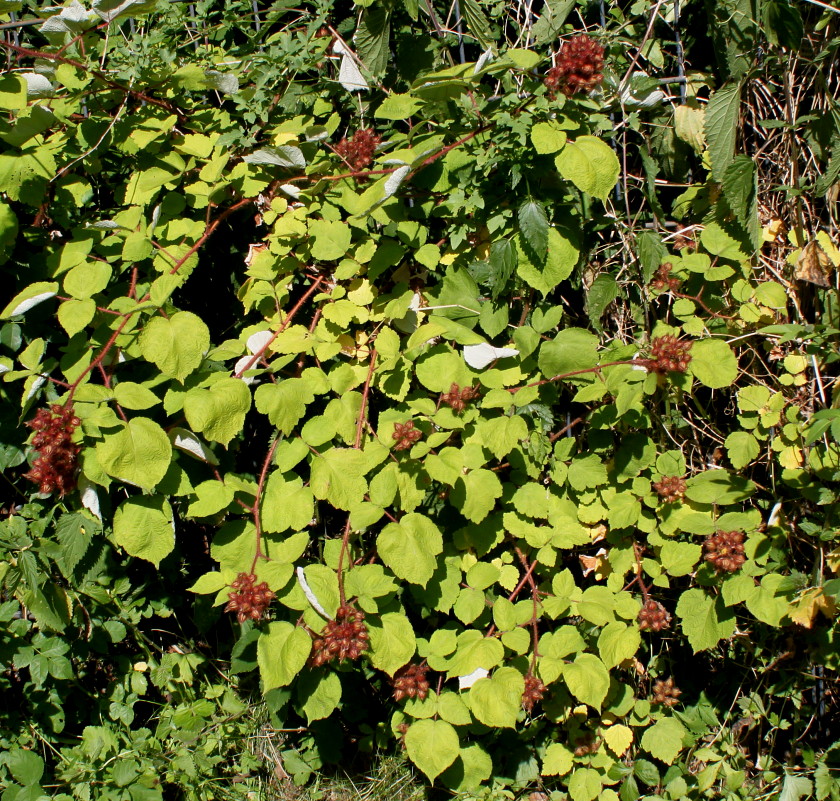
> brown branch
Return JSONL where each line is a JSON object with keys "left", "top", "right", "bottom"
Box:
{"left": 250, "top": 437, "right": 280, "bottom": 574}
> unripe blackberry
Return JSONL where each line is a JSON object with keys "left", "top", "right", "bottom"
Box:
{"left": 225, "top": 572, "right": 275, "bottom": 623}
{"left": 310, "top": 604, "right": 369, "bottom": 666}
{"left": 703, "top": 530, "right": 746, "bottom": 573}
{"left": 522, "top": 675, "right": 546, "bottom": 712}
{"left": 651, "top": 677, "right": 682, "bottom": 707}
{"left": 652, "top": 475, "right": 687, "bottom": 503}
{"left": 648, "top": 335, "right": 693, "bottom": 373}
{"left": 392, "top": 420, "right": 422, "bottom": 451}
{"left": 441, "top": 383, "right": 480, "bottom": 415}
{"left": 544, "top": 34, "right": 605, "bottom": 98}
{"left": 638, "top": 599, "right": 671, "bottom": 631}
{"left": 24, "top": 403, "right": 81, "bottom": 496}
{"left": 651, "top": 263, "right": 682, "bottom": 292}
{"left": 392, "top": 663, "right": 430, "bottom": 701}
{"left": 334, "top": 129, "right": 381, "bottom": 171}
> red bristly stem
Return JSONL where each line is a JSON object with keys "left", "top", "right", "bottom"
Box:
{"left": 507, "top": 360, "right": 642, "bottom": 393}
{"left": 250, "top": 437, "right": 280, "bottom": 574}
{"left": 337, "top": 346, "right": 379, "bottom": 606}
{"left": 234, "top": 276, "right": 325, "bottom": 378}
{"left": 486, "top": 550, "right": 539, "bottom": 639}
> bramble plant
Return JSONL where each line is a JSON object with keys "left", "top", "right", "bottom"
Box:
{"left": 0, "top": 0, "right": 839, "bottom": 799}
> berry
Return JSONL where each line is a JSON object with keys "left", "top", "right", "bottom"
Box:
{"left": 638, "top": 599, "right": 671, "bottom": 631}
{"left": 652, "top": 475, "right": 687, "bottom": 503}
{"left": 651, "top": 263, "right": 682, "bottom": 292}
{"left": 648, "top": 335, "right": 693, "bottom": 374}
{"left": 392, "top": 663, "right": 430, "bottom": 701}
{"left": 651, "top": 677, "right": 682, "bottom": 707}
{"left": 704, "top": 530, "right": 746, "bottom": 573}
{"left": 392, "top": 420, "right": 422, "bottom": 452}
{"left": 310, "top": 604, "right": 369, "bottom": 666}
{"left": 544, "top": 34, "right": 605, "bottom": 98}
{"left": 224, "top": 572, "right": 275, "bottom": 623}
{"left": 522, "top": 675, "right": 546, "bottom": 712}
{"left": 572, "top": 731, "right": 601, "bottom": 756}
{"left": 334, "top": 129, "right": 381, "bottom": 171}
{"left": 441, "top": 383, "right": 480, "bottom": 415}
{"left": 24, "top": 403, "right": 81, "bottom": 496}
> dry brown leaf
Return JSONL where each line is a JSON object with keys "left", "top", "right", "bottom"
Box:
{"left": 795, "top": 241, "right": 833, "bottom": 287}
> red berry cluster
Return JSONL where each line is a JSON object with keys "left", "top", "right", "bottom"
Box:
{"left": 310, "top": 604, "right": 369, "bottom": 666}
{"left": 651, "top": 677, "right": 682, "bottom": 707}
{"left": 648, "top": 335, "right": 693, "bottom": 373}
{"left": 544, "top": 34, "right": 605, "bottom": 98}
{"left": 24, "top": 404, "right": 81, "bottom": 496}
{"left": 704, "top": 530, "right": 746, "bottom": 573}
{"left": 441, "top": 383, "right": 480, "bottom": 415}
{"left": 638, "top": 599, "right": 671, "bottom": 631}
{"left": 522, "top": 675, "right": 546, "bottom": 712}
{"left": 334, "top": 129, "right": 381, "bottom": 171}
{"left": 652, "top": 475, "right": 687, "bottom": 503}
{"left": 651, "top": 263, "right": 682, "bottom": 292}
{"left": 224, "top": 572, "right": 275, "bottom": 623}
{"left": 391, "top": 663, "right": 430, "bottom": 701}
{"left": 392, "top": 420, "right": 422, "bottom": 451}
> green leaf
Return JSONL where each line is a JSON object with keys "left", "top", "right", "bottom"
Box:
{"left": 721, "top": 155, "right": 755, "bottom": 227}
{"left": 763, "top": 0, "right": 803, "bottom": 49}
{"left": 254, "top": 379, "right": 316, "bottom": 435}
{"left": 515, "top": 227, "right": 579, "bottom": 295}
{"left": 113, "top": 495, "right": 175, "bottom": 566}
{"left": 597, "top": 622, "right": 641, "bottom": 669}
{"left": 355, "top": 5, "right": 392, "bottom": 77}
{"left": 187, "top": 480, "right": 235, "bottom": 517}
{"left": 261, "top": 474, "right": 314, "bottom": 533}
{"left": 518, "top": 198, "right": 549, "bottom": 263}
{"left": 488, "top": 239, "right": 517, "bottom": 301}
{"left": 440, "top": 744, "right": 493, "bottom": 791}
{"left": 460, "top": 0, "right": 493, "bottom": 48}
{"left": 405, "top": 719, "right": 460, "bottom": 781}
{"left": 554, "top": 136, "right": 620, "bottom": 200}
{"left": 184, "top": 378, "right": 252, "bottom": 446}
{"left": 684, "top": 470, "right": 754, "bottom": 505}
{"left": 375, "top": 93, "right": 423, "bottom": 120}
{"left": 641, "top": 717, "right": 687, "bottom": 765}
{"left": 257, "top": 622, "right": 312, "bottom": 690}
{"left": 309, "top": 219, "right": 352, "bottom": 261}
{"left": 298, "top": 670, "right": 342, "bottom": 722}
{"left": 57, "top": 297, "right": 95, "bottom": 337}
{"left": 563, "top": 653, "right": 610, "bottom": 708}
{"left": 542, "top": 743, "right": 574, "bottom": 776}
{"left": 587, "top": 273, "right": 619, "bottom": 329}
{"left": 676, "top": 589, "right": 736, "bottom": 652}
{"left": 705, "top": 82, "right": 742, "bottom": 182}
{"left": 0, "top": 74, "right": 26, "bottom": 110}
{"left": 568, "top": 768, "right": 601, "bottom": 801}
{"left": 530, "top": 121, "right": 567, "bottom": 154}
{"left": 113, "top": 381, "right": 160, "bottom": 410}
{"left": 54, "top": 514, "right": 93, "bottom": 577}
{"left": 780, "top": 773, "right": 813, "bottom": 801}
{"left": 1, "top": 281, "right": 58, "bottom": 319}
{"left": 538, "top": 328, "right": 598, "bottom": 378}
{"left": 7, "top": 749, "right": 44, "bottom": 786}
{"left": 97, "top": 417, "right": 172, "bottom": 489}
{"left": 468, "top": 667, "right": 524, "bottom": 727}
{"left": 377, "top": 513, "right": 443, "bottom": 586}
{"left": 724, "top": 431, "right": 759, "bottom": 469}
{"left": 451, "top": 469, "right": 503, "bottom": 523}
{"left": 368, "top": 612, "right": 416, "bottom": 675}
{"left": 659, "top": 541, "right": 702, "bottom": 577}
{"left": 690, "top": 339, "right": 738, "bottom": 388}
{"left": 310, "top": 448, "right": 369, "bottom": 510}
{"left": 139, "top": 311, "right": 209, "bottom": 382}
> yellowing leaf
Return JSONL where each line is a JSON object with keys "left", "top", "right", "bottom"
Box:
{"left": 603, "top": 724, "right": 633, "bottom": 756}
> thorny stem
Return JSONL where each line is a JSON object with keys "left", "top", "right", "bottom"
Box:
{"left": 486, "top": 549, "right": 540, "bottom": 639}
{"left": 507, "top": 359, "right": 643, "bottom": 393}
{"left": 250, "top": 436, "right": 280, "bottom": 574}
{"left": 234, "top": 276, "right": 325, "bottom": 378}
{"left": 338, "top": 346, "right": 379, "bottom": 606}
{"left": 514, "top": 546, "right": 541, "bottom": 667}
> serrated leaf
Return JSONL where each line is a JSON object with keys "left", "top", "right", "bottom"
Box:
{"left": 377, "top": 513, "right": 442, "bottom": 586}
{"left": 459, "top": 0, "right": 493, "bottom": 48}
{"left": 405, "top": 719, "right": 459, "bottom": 781}
{"left": 518, "top": 198, "right": 549, "bottom": 263}
{"left": 184, "top": 379, "right": 251, "bottom": 446}
{"left": 555, "top": 136, "right": 620, "bottom": 200}
{"left": 603, "top": 724, "right": 633, "bottom": 757}
{"left": 488, "top": 239, "right": 516, "bottom": 300}
{"left": 354, "top": 5, "right": 392, "bottom": 77}
{"left": 310, "top": 448, "right": 368, "bottom": 510}
{"left": 257, "top": 622, "right": 311, "bottom": 690}
{"left": 113, "top": 495, "right": 174, "bottom": 566}
{"left": 763, "top": 0, "right": 803, "bottom": 49}
{"left": 563, "top": 653, "right": 609, "bottom": 708}
{"left": 97, "top": 417, "right": 172, "bottom": 489}
{"left": 542, "top": 743, "right": 574, "bottom": 776}
{"left": 676, "top": 589, "right": 736, "bottom": 652}
{"left": 530, "top": 122, "right": 567, "bottom": 154}
{"left": 641, "top": 717, "right": 686, "bottom": 764}
{"left": 705, "top": 82, "right": 742, "bottom": 182}
{"left": 468, "top": 667, "right": 524, "bottom": 727}
{"left": 597, "top": 622, "right": 641, "bottom": 669}
{"left": 368, "top": 612, "right": 416, "bottom": 675}
{"left": 243, "top": 145, "right": 305, "bottom": 168}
